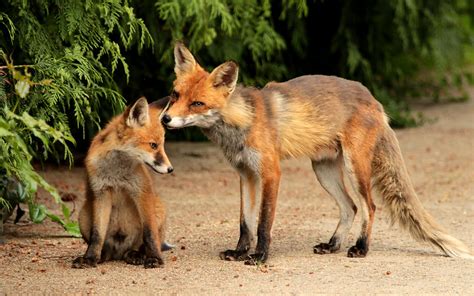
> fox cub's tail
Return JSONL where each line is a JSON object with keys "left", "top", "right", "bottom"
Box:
{"left": 372, "top": 125, "right": 473, "bottom": 259}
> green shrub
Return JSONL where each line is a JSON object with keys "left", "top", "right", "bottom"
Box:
{"left": 0, "top": 1, "right": 151, "bottom": 235}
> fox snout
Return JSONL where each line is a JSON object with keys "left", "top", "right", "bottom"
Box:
{"left": 146, "top": 150, "right": 173, "bottom": 174}
{"left": 161, "top": 113, "right": 186, "bottom": 129}
{"left": 147, "top": 161, "right": 173, "bottom": 174}
{"left": 162, "top": 114, "right": 171, "bottom": 124}
{"left": 154, "top": 160, "right": 174, "bottom": 173}
{"left": 161, "top": 113, "right": 185, "bottom": 129}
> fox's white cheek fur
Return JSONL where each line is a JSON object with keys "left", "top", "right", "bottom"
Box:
{"left": 167, "top": 117, "right": 187, "bottom": 128}
{"left": 168, "top": 110, "right": 220, "bottom": 128}
{"left": 193, "top": 109, "right": 220, "bottom": 128}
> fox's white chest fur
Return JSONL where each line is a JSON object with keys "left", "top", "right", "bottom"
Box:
{"left": 89, "top": 150, "right": 144, "bottom": 196}
{"left": 202, "top": 121, "right": 261, "bottom": 173}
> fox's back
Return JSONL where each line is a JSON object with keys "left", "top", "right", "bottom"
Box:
{"left": 85, "top": 115, "right": 124, "bottom": 167}
{"left": 263, "top": 75, "right": 386, "bottom": 158}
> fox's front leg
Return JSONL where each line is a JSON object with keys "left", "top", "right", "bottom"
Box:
{"left": 245, "top": 160, "right": 281, "bottom": 265}
{"left": 136, "top": 192, "right": 164, "bottom": 268}
{"left": 220, "top": 172, "right": 259, "bottom": 261}
{"left": 72, "top": 190, "right": 112, "bottom": 268}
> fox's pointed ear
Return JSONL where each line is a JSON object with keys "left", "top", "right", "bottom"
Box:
{"left": 157, "top": 96, "right": 172, "bottom": 121}
{"left": 148, "top": 96, "right": 171, "bottom": 122}
{"left": 174, "top": 42, "right": 197, "bottom": 76}
{"left": 126, "top": 97, "right": 149, "bottom": 127}
{"left": 210, "top": 61, "right": 239, "bottom": 94}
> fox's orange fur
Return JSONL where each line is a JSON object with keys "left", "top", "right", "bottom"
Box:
{"left": 73, "top": 97, "right": 174, "bottom": 269}
{"left": 163, "top": 42, "right": 473, "bottom": 263}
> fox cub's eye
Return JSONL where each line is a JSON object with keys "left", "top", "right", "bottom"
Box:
{"left": 190, "top": 101, "right": 205, "bottom": 107}
{"left": 150, "top": 142, "right": 158, "bottom": 150}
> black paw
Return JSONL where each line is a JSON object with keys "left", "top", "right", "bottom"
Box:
{"left": 313, "top": 242, "right": 340, "bottom": 254}
{"left": 347, "top": 245, "right": 367, "bottom": 258}
{"left": 219, "top": 249, "right": 249, "bottom": 261}
{"left": 72, "top": 256, "right": 97, "bottom": 268}
{"left": 144, "top": 256, "right": 164, "bottom": 268}
{"left": 124, "top": 250, "right": 145, "bottom": 265}
{"left": 244, "top": 253, "right": 267, "bottom": 265}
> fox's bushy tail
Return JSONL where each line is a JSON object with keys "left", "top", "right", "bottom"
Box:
{"left": 372, "top": 125, "right": 473, "bottom": 259}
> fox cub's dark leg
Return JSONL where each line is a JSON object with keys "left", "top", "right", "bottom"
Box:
{"left": 73, "top": 190, "right": 113, "bottom": 268}
{"left": 220, "top": 173, "right": 258, "bottom": 261}
{"left": 143, "top": 226, "right": 164, "bottom": 268}
{"left": 135, "top": 193, "right": 164, "bottom": 268}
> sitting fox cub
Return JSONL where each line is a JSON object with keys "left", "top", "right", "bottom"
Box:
{"left": 73, "top": 97, "right": 173, "bottom": 269}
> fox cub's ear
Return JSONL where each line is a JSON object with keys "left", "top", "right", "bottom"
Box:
{"left": 174, "top": 42, "right": 196, "bottom": 76}
{"left": 210, "top": 61, "right": 239, "bottom": 94}
{"left": 126, "top": 97, "right": 149, "bottom": 127}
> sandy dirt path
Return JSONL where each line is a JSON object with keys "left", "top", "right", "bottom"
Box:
{"left": 1, "top": 98, "right": 474, "bottom": 295}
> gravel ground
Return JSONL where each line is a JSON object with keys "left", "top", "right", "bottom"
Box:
{"left": 1, "top": 97, "right": 473, "bottom": 295}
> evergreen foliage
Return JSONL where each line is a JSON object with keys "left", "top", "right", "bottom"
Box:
{"left": 0, "top": 0, "right": 151, "bottom": 234}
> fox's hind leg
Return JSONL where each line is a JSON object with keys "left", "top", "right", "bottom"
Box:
{"left": 77, "top": 198, "right": 92, "bottom": 243}
{"left": 343, "top": 152, "right": 376, "bottom": 257}
{"left": 312, "top": 155, "right": 357, "bottom": 254}
{"left": 72, "top": 189, "right": 113, "bottom": 268}
{"left": 341, "top": 121, "right": 380, "bottom": 258}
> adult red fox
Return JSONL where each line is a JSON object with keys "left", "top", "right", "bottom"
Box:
{"left": 73, "top": 97, "right": 174, "bottom": 269}
{"left": 162, "top": 42, "right": 473, "bottom": 264}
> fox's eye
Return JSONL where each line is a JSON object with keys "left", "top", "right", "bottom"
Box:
{"left": 190, "top": 101, "right": 205, "bottom": 107}
{"left": 150, "top": 142, "right": 158, "bottom": 150}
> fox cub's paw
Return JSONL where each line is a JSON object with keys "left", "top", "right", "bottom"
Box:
{"left": 144, "top": 256, "right": 164, "bottom": 269}
{"left": 219, "top": 249, "right": 249, "bottom": 261}
{"left": 72, "top": 256, "right": 97, "bottom": 268}
{"left": 124, "top": 250, "right": 145, "bottom": 266}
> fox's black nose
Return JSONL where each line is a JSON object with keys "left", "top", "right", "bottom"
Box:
{"left": 162, "top": 114, "right": 171, "bottom": 124}
{"left": 167, "top": 167, "right": 174, "bottom": 173}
